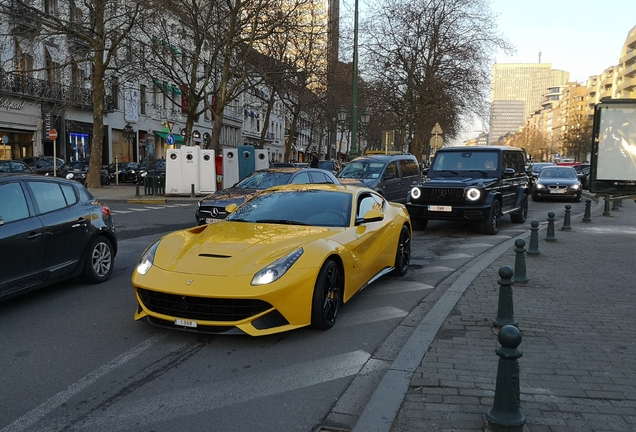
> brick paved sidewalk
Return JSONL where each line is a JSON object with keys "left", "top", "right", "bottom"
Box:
{"left": 392, "top": 203, "right": 636, "bottom": 432}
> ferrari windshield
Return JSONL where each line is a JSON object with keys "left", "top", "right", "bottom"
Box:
{"left": 227, "top": 190, "right": 352, "bottom": 227}
{"left": 236, "top": 171, "right": 294, "bottom": 189}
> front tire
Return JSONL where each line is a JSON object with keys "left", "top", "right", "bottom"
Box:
{"left": 310, "top": 259, "right": 342, "bottom": 330}
{"left": 391, "top": 225, "right": 411, "bottom": 276}
{"left": 80, "top": 236, "right": 114, "bottom": 284}
{"left": 510, "top": 195, "right": 528, "bottom": 223}
{"left": 480, "top": 200, "right": 501, "bottom": 235}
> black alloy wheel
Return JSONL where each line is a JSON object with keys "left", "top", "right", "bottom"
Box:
{"left": 391, "top": 225, "right": 411, "bottom": 276}
{"left": 510, "top": 194, "right": 528, "bottom": 223}
{"left": 310, "top": 259, "right": 342, "bottom": 330}
{"left": 480, "top": 200, "right": 501, "bottom": 235}
{"left": 80, "top": 236, "right": 114, "bottom": 283}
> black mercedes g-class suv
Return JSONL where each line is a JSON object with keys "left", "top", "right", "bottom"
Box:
{"left": 406, "top": 146, "right": 528, "bottom": 235}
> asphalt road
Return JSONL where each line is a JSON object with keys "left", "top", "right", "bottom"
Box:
{"left": 0, "top": 197, "right": 589, "bottom": 432}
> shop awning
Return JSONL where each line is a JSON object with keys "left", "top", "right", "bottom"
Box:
{"left": 171, "top": 84, "right": 182, "bottom": 95}
{"left": 155, "top": 131, "right": 184, "bottom": 144}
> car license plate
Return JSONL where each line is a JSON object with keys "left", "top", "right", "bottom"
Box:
{"left": 175, "top": 319, "right": 197, "bottom": 328}
{"left": 205, "top": 218, "right": 222, "bottom": 224}
{"left": 428, "top": 205, "right": 452, "bottom": 212}
{"left": 550, "top": 189, "right": 566, "bottom": 194}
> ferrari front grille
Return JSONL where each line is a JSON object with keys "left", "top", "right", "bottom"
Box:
{"left": 137, "top": 288, "right": 272, "bottom": 321}
{"left": 417, "top": 187, "right": 465, "bottom": 203}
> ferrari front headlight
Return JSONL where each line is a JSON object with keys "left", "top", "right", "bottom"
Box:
{"left": 136, "top": 240, "right": 161, "bottom": 275}
{"left": 466, "top": 188, "right": 481, "bottom": 201}
{"left": 251, "top": 248, "right": 304, "bottom": 285}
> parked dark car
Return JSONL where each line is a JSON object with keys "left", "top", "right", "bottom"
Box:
{"left": 337, "top": 153, "right": 421, "bottom": 204}
{"left": 406, "top": 146, "right": 529, "bottom": 235}
{"left": 195, "top": 167, "right": 340, "bottom": 224}
{"left": 573, "top": 164, "right": 591, "bottom": 189}
{"left": 136, "top": 158, "right": 166, "bottom": 184}
{"left": 17, "top": 156, "right": 64, "bottom": 175}
{"left": 314, "top": 160, "right": 342, "bottom": 176}
{"left": 528, "top": 162, "right": 556, "bottom": 190}
{"left": 531, "top": 166, "right": 582, "bottom": 202}
{"left": 0, "top": 174, "right": 118, "bottom": 300}
{"left": 106, "top": 161, "right": 140, "bottom": 183}
{"left": 53, "top": 161, "right": 111, "bottom": 185}
{"left": 0, "top": 160, "right": 33, "bottom": 174}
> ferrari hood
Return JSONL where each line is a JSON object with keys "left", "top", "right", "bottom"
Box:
{"left": 152, "top": 222, "right": 340, "bottom": 276}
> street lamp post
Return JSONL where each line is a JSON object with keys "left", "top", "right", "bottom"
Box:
{"left": 121, "top": 122, "right": 135, "bottom": 186}
{"left": 350, "top": 0, "right": 361, "bottom": 159}
{"left": 337, "top": 106, "right": 371, "bottom": 160}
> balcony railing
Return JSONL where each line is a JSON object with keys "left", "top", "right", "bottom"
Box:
{"left": 0, "top": 71, "right": 93, "bottom": 108}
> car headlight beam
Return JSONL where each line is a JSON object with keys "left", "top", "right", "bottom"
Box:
{"left": 466, "top": 188, "right": 481, "bottom": 201}
{"left": 251, "top": 248, "right": 304, "bottom": 286}
{"left": 136, "top": 240, "right": 161, "bottom": 275}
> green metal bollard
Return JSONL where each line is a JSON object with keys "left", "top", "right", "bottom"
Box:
{"left": 513, "top": 239, "right": 529, "bottom": 284}
{"left": 527, "top": 220, "right": 540, "bottom": 255}
{"left": 191, "top": 183, "right": 195, "bottom": 198}
{"left": 612, "top": 198, "right": 620, "bottom": 211}
{"left": 494, "top": 266, "right": 518, "bottom": 328}
{"left": 603, "top": 197, "right": 611, "bottom": 216}
{"left": 583, "top": 199, "right": 592, "bottom": 222}
{"left": 545, "top": 212, "right": 557, "bottom": 242}
{"left": 562, "top": 205, "right": 572, "bottom": 230}
{"left": 486, "top": 325, "right": 525, "bottom": 428}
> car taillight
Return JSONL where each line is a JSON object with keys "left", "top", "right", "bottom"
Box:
{"left": 101, "top": 205, "right": 112, "bottom": 216}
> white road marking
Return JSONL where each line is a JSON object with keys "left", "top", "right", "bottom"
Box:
{"left": 366, "top": 281, "right": 434, "bottom": 296}
{"left": 111, "top": 210, "right": 134, "bottom": 214}
{"left": 1, "top": 334, "right": 168, "bottom": 432}
{"left": 143, "top": 206, "right": 166, "bottom": 210}
{"left": 339, "top": 306, "right": 409, "bottom": 327}
{"left": 43, "top": 350, "right": 372, "bottom": 431}
{"left": 127, "top": 207, "right": 151, "bottom": 212}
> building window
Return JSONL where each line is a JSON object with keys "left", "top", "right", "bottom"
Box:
{"left": 44, "top": 0, "right": 58, "bottom": 14}
{"left": 111, "top": 77, "right": 119, "bottom": 110}
{"left": 140, "top": 84, "right": 147, "bottom": 115}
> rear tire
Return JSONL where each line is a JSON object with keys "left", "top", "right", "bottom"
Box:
{"left": 80, "top": 236, "right": 114, "bottom": 284}
{"left": 480, "top": 200, "right": 501, "bottom": 235}
{"left": 391, "top": 225, "right": 411, "bottom": 276}
{"left": 310, "top": 259, "right": 342, "bottom": 330}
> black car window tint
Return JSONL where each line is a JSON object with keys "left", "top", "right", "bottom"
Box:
{"left": 0, "top": 183, "right": 30, "bottom": 223}
{"left": 0, "top": 162, "right": 9, "bottom": 173}
{"left": 61, "top": 184, "right": 78, "bottom": 205}
{"left": 309, "top": 172, "right": 330, "bottom": 184}
{"left": 400, "top": 159, "right": 420, "bottom": 177}
{"left": 383, "top": 162, "right": 398, "bottom": 180}
{"left": 29, "top": 181, "right": 68, "bottom": 214}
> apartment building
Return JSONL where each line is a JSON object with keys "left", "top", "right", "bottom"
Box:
{"left": 489, "top": 63, "right": 570, "bottom": 144}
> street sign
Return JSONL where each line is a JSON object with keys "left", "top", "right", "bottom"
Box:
{"left": 49, "top": 129, "right": 58, "bottom": 140}
{"left": 166, "top": 133, "right": 175, "bottom": 145}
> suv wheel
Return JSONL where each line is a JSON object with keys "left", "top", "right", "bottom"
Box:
{"left": 510, "top": 195, "right": 528, "bottom": 223}
{"left": 480, "top": 200, "right": 501, "bottom": 235}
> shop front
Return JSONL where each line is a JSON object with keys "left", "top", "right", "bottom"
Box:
{"left": 0, "top": 96, "right": 41, "bottom": 160}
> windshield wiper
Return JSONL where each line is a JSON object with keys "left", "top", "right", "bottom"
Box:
{"left": 254, "top": 219, "right": 309, "bottom": 226}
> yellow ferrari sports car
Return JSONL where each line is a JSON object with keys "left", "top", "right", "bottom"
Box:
{"left": 132, "top": 183, "right": 412, "bottom": 336}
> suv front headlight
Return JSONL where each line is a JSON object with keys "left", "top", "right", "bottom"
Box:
{"left": 466, "top": 188, "right": 481, "bottom": 201}
{"left": 410, "top": 186, "right": 421, "bottom": 199}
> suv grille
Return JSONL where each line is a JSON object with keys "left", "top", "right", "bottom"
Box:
{"left": 138, "top": 289, "right": 272, "bottom": 321}
{"left": 418, "top": 187, "right": 465, "bottom": 203}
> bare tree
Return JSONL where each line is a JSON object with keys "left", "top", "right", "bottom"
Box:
{"left": 359, "top": 0, "right": 511, "bottom": 161}
{"left": 0, "top": 0, "right": 144, "bottom": 188}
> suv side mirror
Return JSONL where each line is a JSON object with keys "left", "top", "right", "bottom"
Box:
{"left": 503, "top": 167, "right": 515, "bottom": 176}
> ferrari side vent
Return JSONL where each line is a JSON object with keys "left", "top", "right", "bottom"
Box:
{"left": 198, "top": 253, "right": 232, "bottom": 258}
{"left": 138, "top": 289, "right": 271, "bottom": 321}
